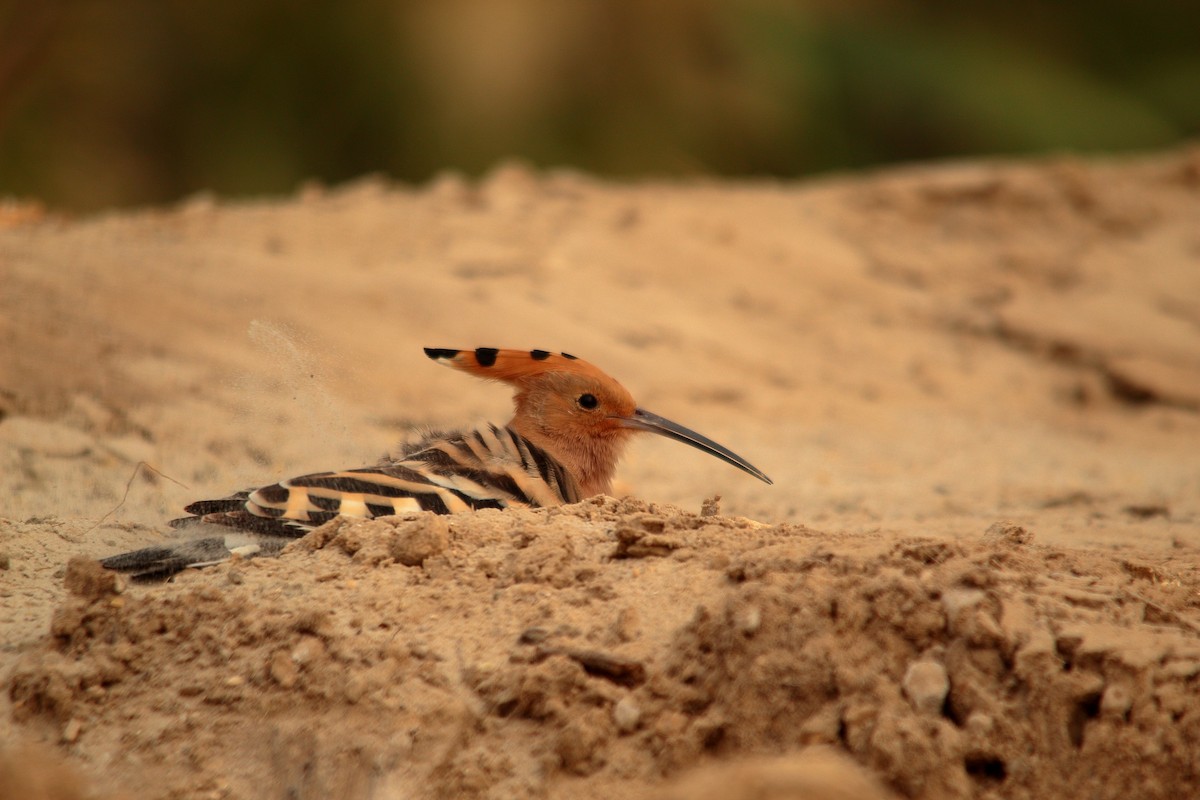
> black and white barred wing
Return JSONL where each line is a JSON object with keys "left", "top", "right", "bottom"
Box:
{"left": 409, "top": 423, "right": 583, "bottom": 511}
{"left": 100, "top": 424, "right": 582, "bottom": 581}
{"left": 174, "top": 424, "right": 581, "bottom": 535}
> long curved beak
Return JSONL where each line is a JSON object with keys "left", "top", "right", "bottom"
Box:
{"left": 616, "top": 408, "right": 773, "bottom": 485}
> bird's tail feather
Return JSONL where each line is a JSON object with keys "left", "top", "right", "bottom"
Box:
{"left": 100, "top": 534, "right": 287, "bottom": 583}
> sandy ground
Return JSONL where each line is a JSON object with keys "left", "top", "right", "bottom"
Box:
{"left": 2, "top": 148, "right": 1199, "bottom": 799}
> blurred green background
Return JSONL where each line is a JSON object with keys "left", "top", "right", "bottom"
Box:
{"left": 2, "top": 0, "right": 1197, "bottom": 211}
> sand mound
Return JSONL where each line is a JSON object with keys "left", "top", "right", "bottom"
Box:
{"left": 8, "top": 501, "right": 1200, "bottom": 798}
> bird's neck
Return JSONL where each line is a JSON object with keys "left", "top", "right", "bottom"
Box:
{"left": 509, "top": 417, "right": 627, "bottom": 499}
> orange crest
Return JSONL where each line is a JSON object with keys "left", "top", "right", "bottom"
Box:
{"left": 423, "top": 347, "right": 617, "bottom": 386}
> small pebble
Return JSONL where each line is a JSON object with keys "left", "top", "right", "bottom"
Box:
{"left": 291, "top": 636, "right": 325, "bottom": 665}
{"left": 614, "top": 696, "right": 641, "bottom": 733}
{"left": 62, "top": 718, "right": 82, "bottom": 743}
{"left": 344, "top": 675, "right": 366, "bottom": 704}
{"left": 902, "top": 659, "right": 950, "bottom": 715}
{"left": 270, "top": 651, "right": 299, "bottom": 689}
{"left": 1101, "top": 683, "right": 1132, "bottom": 719}
{"left": 737, "top": 606, "right": 762, "bottom": 636}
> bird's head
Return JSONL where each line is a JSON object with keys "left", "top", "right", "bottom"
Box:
{"left": 424, "top": 347, "right": 772, "bottom": 496}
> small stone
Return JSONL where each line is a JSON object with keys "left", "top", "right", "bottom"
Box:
{"left": 613, "top": 696, "right": 641, "bottom": 734}
{"left": 902, "top": 659, "right": 950, "bottom": 715}
{"left": 225, "top": 675, "right": 245, "bottom": 687}
{"left": 609, "top": 607, "right": 640, "bottom": 643}
{"left": 736, "top": 606, "right": 762, "bottom": 636}
{"left": 270, "top": 651, "right": 298, "bottom": 688}
{"left": 291, "top": 636, "right": 325, "bottom": 666}
{"left": 62, "top": 718, "right": 82, "bottom": 743}
{"left": 1101, "top": 683, "right": 1132, "bottom": 719}
{"left": 700, "top": 496, "right": 722, "bottom": 517}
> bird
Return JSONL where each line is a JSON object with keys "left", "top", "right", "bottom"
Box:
{"left": 101, "top": 347, "right": 772, "bottom": 581}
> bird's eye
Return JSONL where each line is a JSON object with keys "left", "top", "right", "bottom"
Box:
{"left": 577, "top": 393, "right": 599, "bottom": 410}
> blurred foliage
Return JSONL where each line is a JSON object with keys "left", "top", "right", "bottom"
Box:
{"left": 0, "top": 0, "right": 1196, "bottom": 210}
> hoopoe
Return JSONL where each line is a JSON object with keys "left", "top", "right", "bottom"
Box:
{"left": 101, "top": 347, "right": 771, "bottom": 580}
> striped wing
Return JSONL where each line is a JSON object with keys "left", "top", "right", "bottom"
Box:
{"left": 170, "top": 424, "right": 582, "bottom": 537}
{"left": 102, "top": 424, "right": 582, "bottom": 581}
